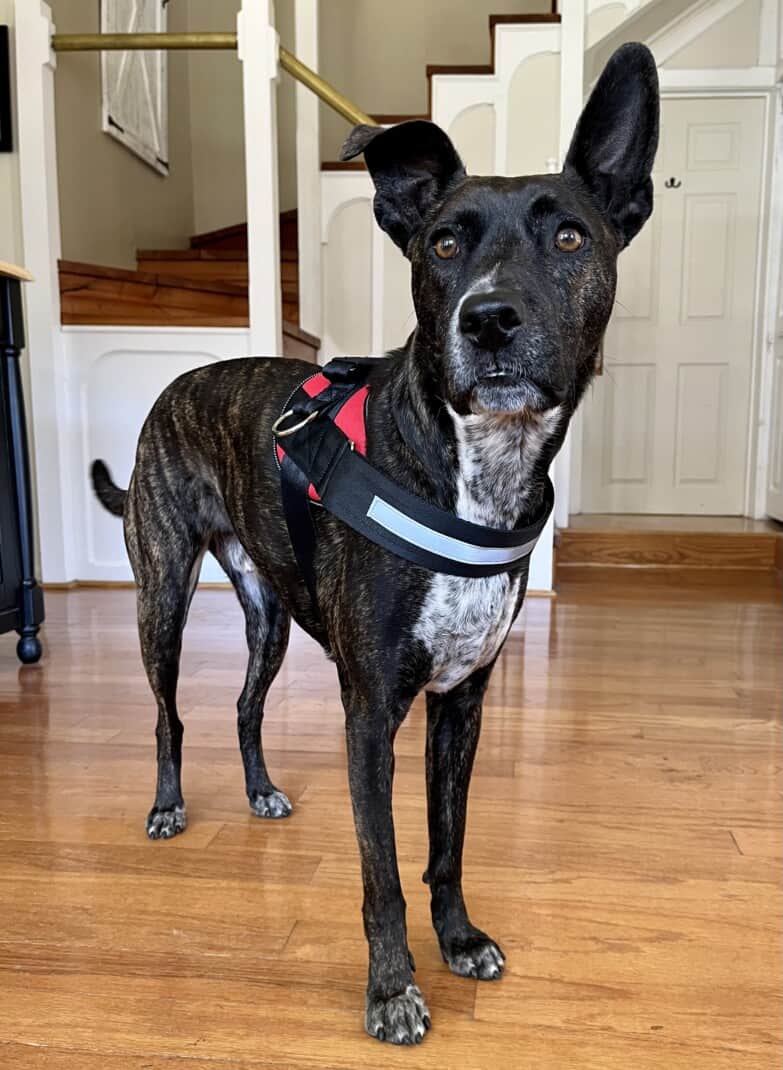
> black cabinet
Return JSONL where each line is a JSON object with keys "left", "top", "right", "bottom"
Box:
{"left": 0, "top": 265, "right": 44, "bottom": 663}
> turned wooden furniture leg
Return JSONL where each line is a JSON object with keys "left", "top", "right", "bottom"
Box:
{"left": 0, "top": 264, "right": 44, "bottom": 664}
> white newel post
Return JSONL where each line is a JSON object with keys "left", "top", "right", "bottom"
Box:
{"left": 294, "top": 0, "right": 322, "bottom": 344}
{"left": 554, "top": 0, "right": 586, "bottom": 529}
{"left": 238, "top": 0, "right": 283, "bottom": 356}
{"left": 14, "top": 0, "right": 75, "bottom": 583}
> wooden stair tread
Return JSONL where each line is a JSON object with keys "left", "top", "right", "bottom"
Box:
{"left": 557, "top": 526, "right": 783, "bottom": 571}
{"left": 280, "top": 320, "right": 320, "bottom": 348}
{"left": 189, "top": 222, "right": 248, "bottom": 251}
{"left": 489, "top": 12, "right": 561, "bottom": 48}
{"left": 425, "top": 62, "right": 494, "bottom": 79}
{"left": 322, "top": 160, "right": 366, "bottom": 171}
{"left": 137, "top": 247, "right": 296, "bottom": 266}
{"left": 137, "top": 249, "right": 247, "bottom": 262}
{"left": 60, "top": 265, "right": 260, "bottom": 307}
{"left": 189, "top": 211, "right": 296, "bottom": 254}
{"left": 60, "top": 260, "right": 247, "bottom": 299}
{"left": 58, "top": 259, "right": 316, "bottom": 357}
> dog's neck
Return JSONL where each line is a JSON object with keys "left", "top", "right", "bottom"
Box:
{"left": 382, "top": 338, "right": 566, "bottom": 530}
{"left": 446, "top": 404, "right": 564, "bottom": 528}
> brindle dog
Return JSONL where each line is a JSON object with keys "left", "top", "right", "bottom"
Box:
{"left": 92, "top": 44, "right": 659, "bottom": 1044}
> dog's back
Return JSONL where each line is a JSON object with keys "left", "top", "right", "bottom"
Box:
{"left": 94, "top": 356, "right": 313, "bottom": 575}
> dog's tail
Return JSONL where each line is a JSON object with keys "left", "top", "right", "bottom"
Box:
{"left": 91, "top": 459, "right": 127, "bottom": 517}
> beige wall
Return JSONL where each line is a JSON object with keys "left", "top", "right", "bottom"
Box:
{"left": 318, "top": 0, "right": 549, "bottom": 161}
{"left": 50, "top": 0, "right": 195, "bottom": 269}
{"left": 182, "top": 0, "right": 297, "bottom": 235}
{"left": 184, "top": 0, "right": 245, "bottom": 236}
{"left": 664, "top": 0, "right": 761, "bottom": 68}
{"left": 276, "top": 0, "right": 298, "bottom": 216}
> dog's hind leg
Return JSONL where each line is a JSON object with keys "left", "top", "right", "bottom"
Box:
{"left": 125, "top": 487, "right": 205, "bottom": 840}
{"left": 211, "top": 534, "right": 293, "bottom": 819}
{"left": 135, "top": 548, "right": 204, "bottom": 840}
{"left": 425, "top": 666, "right": 506, "bottom": 981}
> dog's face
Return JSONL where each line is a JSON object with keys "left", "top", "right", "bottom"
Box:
{"left": 341, "top": 43, "right": 659, "bottom": 418}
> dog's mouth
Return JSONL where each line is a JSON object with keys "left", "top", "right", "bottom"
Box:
{"left": 471, "top": 370, "right": 556, "bottom": 415}
{"left": 476, "top": 370, "right": 519, "bottom": 388}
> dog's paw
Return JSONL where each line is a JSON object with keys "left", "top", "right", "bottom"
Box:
{"left": 365, "top": 984, "right": 431, "bottom": 1045}
{"left": 250, "top": 789, "right": 292, "bottom": 819}
{"left": 146, "top": 805, "right": 187, "bottom": 840}
{"left": 442, "top": 934, "right": 505, "bottom": 980}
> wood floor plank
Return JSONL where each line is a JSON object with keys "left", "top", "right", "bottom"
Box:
{"left": 0, "top": 575, "right": 779, "bottom": 1067}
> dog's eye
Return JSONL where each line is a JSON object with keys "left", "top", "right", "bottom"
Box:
{"left": 434, "top": 232, "right": 459, "bottom": 259}
{"left": 555, "top": 226, "right": 584, "bottom": 253}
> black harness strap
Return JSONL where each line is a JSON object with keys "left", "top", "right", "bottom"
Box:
{"left": 278, "top": 451, "right": 319, "bottom": 605}
{"left": 274, "top": 359, "right": 555, "bottom": 609}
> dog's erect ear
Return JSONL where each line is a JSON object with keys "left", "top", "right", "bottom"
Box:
{"left": 565, "top": 43, "right": 659, "bottom": 248}
{"left": 340, "top": 120, "right": 466, "bottom": 255}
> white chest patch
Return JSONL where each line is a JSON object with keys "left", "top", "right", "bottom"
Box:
{"left": 416, "top": 571, "right": 520, "bottom": 693}
{"left": 415, "top": 403, "right": 562, "bottom": 693}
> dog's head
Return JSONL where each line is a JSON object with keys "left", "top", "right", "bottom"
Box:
{"left": 341, "top": 43, "right": 659, "bottom": 417}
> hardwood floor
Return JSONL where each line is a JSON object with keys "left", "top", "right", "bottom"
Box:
{"left": 0, "top": 573, "right": 780, "bottom": 1068}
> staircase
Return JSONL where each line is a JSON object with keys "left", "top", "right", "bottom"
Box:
{"left": 323, "top": 9, "right": 561, "bottom": 174}
{"left": 56, "top": 1, "right": 652, "bottom": 366}
{"left": 58, "top": 210, "right": 320, "bottom": 362}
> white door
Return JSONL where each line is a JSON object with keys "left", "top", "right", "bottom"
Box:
{"left": 766, "top": 276, "right": 783, "bottom": 521}
{"left": 582, "top": 96, "right": 765, "bottom": 514}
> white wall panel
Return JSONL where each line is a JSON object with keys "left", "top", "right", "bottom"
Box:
{"left": 64, "top": 327, "right": 252, "bottom": 583}
{"left": 449, "top": 103, "right": 496, "bottom": 175}
{"left": 322, "top": 198, "right": 373, "bottom": 359}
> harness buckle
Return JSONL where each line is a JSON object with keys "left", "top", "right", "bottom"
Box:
{"left": 272, "top": 407, "right": 321, "bottom": 438}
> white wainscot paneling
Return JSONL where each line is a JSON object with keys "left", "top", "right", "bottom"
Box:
{"left": 527, "top": 513, "right": 554, "bottom": 594}
{"left": 322, "top": 197, "right": 373, "bottom": 359}
{"left": 505, "top": 50, "right": 561, "bottom": 177}
{"left": 382, "top": 238, "right": 415, "bottom": 353}
{"left": 64, "top": 327, "right": 252, "bottom": 584}
{"left": 448, "top": 104, "right": 496, "bottom": 175}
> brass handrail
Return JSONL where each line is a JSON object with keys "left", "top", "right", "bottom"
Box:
{"left": 279, "top": 48, "right": 376, "bottom": 128}
{"left": 50, "top": 32, "right": 378, "bottom": 129}
{"left": 51, "top": 32, "right": 237, "bottom": 51}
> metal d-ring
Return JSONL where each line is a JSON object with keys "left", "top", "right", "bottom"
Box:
{"left": 272, "top": 407, "right": 320, "bottom": 438}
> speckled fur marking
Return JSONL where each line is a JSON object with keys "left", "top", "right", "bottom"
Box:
{"left": 416, "top": 402, "right": 563, "bottom": 693}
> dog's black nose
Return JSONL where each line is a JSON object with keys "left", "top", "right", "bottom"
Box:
{"left": 459, "top": 291, "right": 523, "bottom": 351}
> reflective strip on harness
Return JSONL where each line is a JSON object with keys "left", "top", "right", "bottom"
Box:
{"left": 365, "top": 495, "right": 541, "bottom": 567}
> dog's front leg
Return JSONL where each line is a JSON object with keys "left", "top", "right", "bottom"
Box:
{"left": 425, "top": 666, "right": 506, "bottom": 980}
{"left": 342, "top": 680, "right": 431, "bottom": 1045}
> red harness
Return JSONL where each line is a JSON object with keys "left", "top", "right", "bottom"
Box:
{"left": 275, "top": 372, "right": 369, "bottom": 502}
